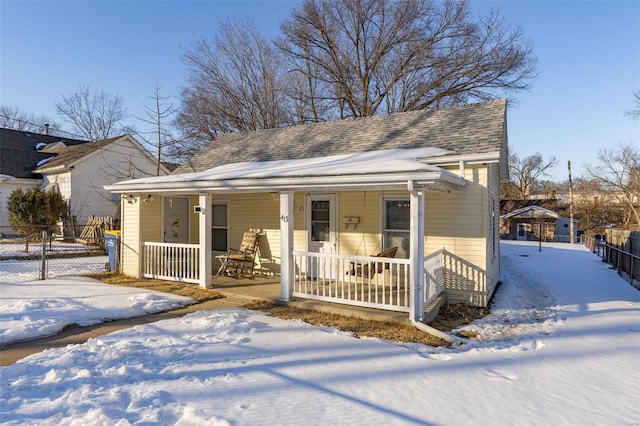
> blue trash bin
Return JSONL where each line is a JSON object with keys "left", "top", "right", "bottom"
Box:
{"left": 104, "top": 231, "right": 121, "bottom": 272}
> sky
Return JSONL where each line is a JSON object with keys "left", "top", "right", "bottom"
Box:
{"left": 1, "top": 1, "right": 639, "bottom": 182}
{"left": 1, "top": 241, "right": 639, "bottom": 424}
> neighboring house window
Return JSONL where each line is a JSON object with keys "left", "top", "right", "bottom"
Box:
{"left": 212, "top": 202, "right": 228, "bottom": 252}
{"left": 383, "top": 198, "right": 410, "bottom": 259}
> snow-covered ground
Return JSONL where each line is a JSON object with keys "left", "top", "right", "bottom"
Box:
{"left": 0, "top": 277, "right": 195, "bottom": 346}
{"left": 1, "top": 241, "right": 639, "bottom": 425}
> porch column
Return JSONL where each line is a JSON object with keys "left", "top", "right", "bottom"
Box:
{"left": 280, "top": 191, "right": 294, "bottom": 301}
{"left": 198, "top": 193, "right": 212, "bottom": 289}
{"left": 409, "top": 185, "right": 425, "bottom": 322}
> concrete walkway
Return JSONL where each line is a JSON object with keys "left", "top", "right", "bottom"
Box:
{"left": 1, "top": 276, "right": 423, "bottom": 366}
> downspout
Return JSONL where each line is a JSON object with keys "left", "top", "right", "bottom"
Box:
{"left": 408, "top": 180, "right": 461, "bottom": 345}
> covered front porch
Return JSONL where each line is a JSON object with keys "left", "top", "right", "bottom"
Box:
{"left": 107, "top": 148, "right": 469, "bottom": 323}
{"left": 140, "top": 241, "right": 448, "bottom": 319}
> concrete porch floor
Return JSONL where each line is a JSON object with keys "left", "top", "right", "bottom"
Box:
{"left": 209, "top": 274, "right": 445, "bottom": 326}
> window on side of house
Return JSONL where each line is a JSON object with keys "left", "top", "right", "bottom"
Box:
{"left": 212, "top": 202, "right": 228, "bottom": 252}
{"left": 383, "top": 198, "right": 410, "bottom": 259}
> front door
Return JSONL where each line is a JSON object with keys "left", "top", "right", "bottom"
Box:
{"left": 516, "top": 223, "right": 527, "bottom": 241}
{"left": 307, "top": 194, "right": 336, "bottom": 279}
{"left": 163, "top": 196, "right": 189, "bottom": 243}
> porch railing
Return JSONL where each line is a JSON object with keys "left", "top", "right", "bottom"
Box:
{"left": 142, "top": 242, "right": 200, "bottom": 284}
{"left": 292, "top": 250, "right": 445, "bottom": 313}
{"left": 424, "top": 249, "right": 445, "bottom": 307}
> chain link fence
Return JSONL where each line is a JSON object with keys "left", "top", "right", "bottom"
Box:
{"left": 0, "top": 225, "right": 116, "bottom": 283}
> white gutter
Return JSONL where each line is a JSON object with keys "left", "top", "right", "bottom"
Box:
{"left": 411, "top": 319, "right": 462, "bottom": 345}
{"left": 407, "top": 178, "right": 462, "bottom": 346}
{"left": 106, "top": 170, "right": 467, "bottom": 194}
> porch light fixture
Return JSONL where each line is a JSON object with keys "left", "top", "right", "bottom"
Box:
{"left": 125, "top": 194, "right": 136, "bottom": 204}
{"left": 143, "top": 194, "right": 155, "bottom": 203}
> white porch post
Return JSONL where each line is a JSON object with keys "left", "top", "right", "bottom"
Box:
{"left": 198, "top": 193, "right": 212, "bottom": 289}
{"left": 280, "top": 191, "right": 294, "bottom": 301}
{"left": 409, "top": 185, "right": 425, "bottom": 322}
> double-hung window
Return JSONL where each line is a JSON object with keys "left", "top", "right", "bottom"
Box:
{"left": 383, "top": 198, "right": 410, "bottom": 259}
{"left": 212, "top": 202, "right": 228, "bottom": 252}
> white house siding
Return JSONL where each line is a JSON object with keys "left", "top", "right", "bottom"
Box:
{"left": 0, "top": 178, "right": 41, "bottom": 230}
{"left": 121, "top": 196, "right": 142, "bottom": 277}
{"left": 337, "top": 191, "right": 385, "bottom": 256}
{"left": 425, "top": 164, "right": 491, "bottom": 306}
{"left": 58, "top": 137, "right": 160, "bottom": 227}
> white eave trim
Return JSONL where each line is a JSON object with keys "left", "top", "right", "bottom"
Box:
{"left": 105, "top": 170, "right": 467, "bottom": 194}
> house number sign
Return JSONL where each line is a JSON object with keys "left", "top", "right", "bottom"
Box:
{"left": 280, "top": 215, "right": 289, "bottom": 223}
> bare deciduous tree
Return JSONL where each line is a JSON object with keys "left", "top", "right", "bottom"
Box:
{"left": 586, "top": 143, "right": 640, "bottom": 227}
{"left": 507, "top": 152, "right": 558, "bottom": 199}
{"left": 129, "top": 83, "right": 180, "bottom": 174}
{"left": 56, "top": 85, "right": 128, "bottom": 141}
{"left": 626, "top": 90, "right": 640, "bottom": 119}
{"left": 0, "top": 105, "right": 63, "bottom": 135}
{"left": 277, "top": 0, "right": 537, "bottom": 118}
{"left": 178, "top": 18, "right": 291, "bottom": 147}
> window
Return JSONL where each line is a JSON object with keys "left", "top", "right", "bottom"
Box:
{"left": 212, "top": 202, "right": 228, "bottom": 252}
{"left": 383, "top": 198, "right": 410, "bottom": 258}
{"left": 310, "top": 200, "right": 331, "bottom": 242}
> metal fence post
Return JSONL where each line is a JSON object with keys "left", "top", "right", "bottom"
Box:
{"left": 40, "top": 230, "right": 47, "bottom": 280}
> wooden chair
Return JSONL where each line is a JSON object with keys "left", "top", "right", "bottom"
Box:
{"left": 348, "top": 247, "right": 398, "bottom": 279}
{"left": 216, "top": 231, "right": 260, "bottom": 277}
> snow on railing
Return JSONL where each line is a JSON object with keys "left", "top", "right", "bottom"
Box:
{"left": 143, "top": 242, "right": 200, "bottom": 284}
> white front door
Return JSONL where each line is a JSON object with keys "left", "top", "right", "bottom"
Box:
{"left": 163, "top": 196, "right": 189, "bottom": 243}
{"left": 307, "top": 194, "right": 336, "bottom": 279}
{"left": 516, "top": 223, "right": 527, "bottom": 241}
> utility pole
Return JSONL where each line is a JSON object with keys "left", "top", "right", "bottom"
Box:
{"left": 568, "top": 161, "right": 575, "bottom": 244}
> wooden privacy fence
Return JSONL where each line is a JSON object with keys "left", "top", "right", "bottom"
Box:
{"left": 583, "top": 235, "right": 640, "bottom": 289}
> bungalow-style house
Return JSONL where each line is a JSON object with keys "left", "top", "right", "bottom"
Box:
{"left": 106, "top": 100, "right": 508, "bottom": 322}
{"left": 500, "top": 203, "right": 579, "bottom": 242}
{"left": 0, "top": 128, "right": 170, "bottom": 236}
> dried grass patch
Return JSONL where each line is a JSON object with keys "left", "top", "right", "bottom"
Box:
{"left": 242, "top": 300, "right": 451, "bottom": 347}
{"left": 86, "top": 273, "right": 224, "bottom": 303}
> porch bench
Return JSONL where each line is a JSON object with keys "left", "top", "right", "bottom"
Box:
{"left": 347, "top": 247, "right": 398, "bottom": 279}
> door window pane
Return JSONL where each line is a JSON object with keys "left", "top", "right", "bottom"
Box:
{"left": 311, "top": 200, "right": 330, "bottom": 241}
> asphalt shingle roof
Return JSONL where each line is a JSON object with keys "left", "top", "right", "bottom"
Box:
{"left": 176, "top": 99, "right": 507, "bottom": 174}
{"left": 33, "top": 136, "right": 124, "bottom": 171}
{"left": 0, "top": 128, "right": 88, "bottom": 179}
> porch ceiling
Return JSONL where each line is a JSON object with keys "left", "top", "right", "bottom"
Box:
{"left": 105, "top": 147, "right": 468, "bottom": 195}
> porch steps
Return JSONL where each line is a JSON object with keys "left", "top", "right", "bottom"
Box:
{"left": 421, "top": 292, "right": 447, "bottom": 323}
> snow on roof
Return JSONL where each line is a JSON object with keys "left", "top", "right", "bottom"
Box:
{"left": 34, "top": 142, "right": 48, "bottom": 150}
{"left": 116, "top": 147, "right": 454, "bottom": 186}
{"left": 35, "top": 156, "right": 55, "bottom": 167}
{"left": 501, "top": 205, "right": 561, "bottom": 219}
